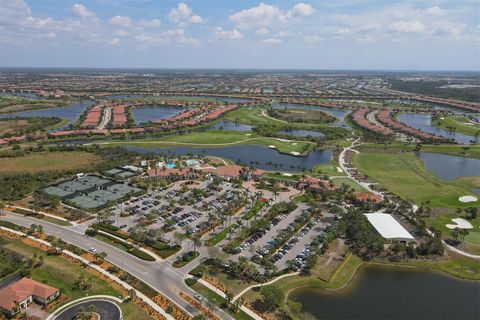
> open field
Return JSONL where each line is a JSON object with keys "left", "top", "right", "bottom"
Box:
{"left": 101, "top": 131, "right": 315, "bottom": 155}
{"left": 0, "top": 117, "right": 65, "bottom": 136}
{"left": 353, "top": 152, "right": 479, "bottom": 208}
{"left": 433, "top": 115, "right": 480, "bottom": 136}
{"left": 0, "top": 151, "right": 102, "bottom": 174}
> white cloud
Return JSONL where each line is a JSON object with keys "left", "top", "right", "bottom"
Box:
{"left": 115, "top": 30, "right": 130, "bottom": 36}
{"left": 168, "top": 3, "right": 203, "bottom": 25}
{"left": 304, "top": 35, "right": 324, "bottom": 43}
{"left": 390, "top": 20, "right": 426, "bottom": 33}
{"left": 72, "top": 4, "right": 95, "bottom": 19}
{"left": 230, "top": 2, "right": 315, "bottom": 30}
{"left": 210, "top": 27, "right": 244, "bottom": 41}
{"left": 286, "top": 3, "right": 315, "bottom": 18}
{"left": 425, "top": 6, "right": 447, "bottom": 16}
{"left": 109, "top": 38, "right": 120, "bottom": 45}
{"left": 139, "top": 19, "right": 161, "bottom": 28}
{"left": 261, "top": 38, "right": 282, "bottom": 44}
{"left": 109, "top": 16, "right": 132, "bottom": 27}
{"left": 135, "top": 28, "right": 199, "bottom": 46}
{"left": 335, "top": 28, "right": 350, "bottom": 36}
{"left": 230, "top": 3, "right": 283, "bottom": 29}
{"left": 255, "top": 27, "right": 269, "bottom": 35}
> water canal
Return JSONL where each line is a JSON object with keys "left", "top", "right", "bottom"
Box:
{"left": 398, "top": 113, "right": 479, "bottom": 144}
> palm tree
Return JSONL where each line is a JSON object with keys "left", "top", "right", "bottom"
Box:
{"left": 192, "top": 235, "right": 202, "bottom": 253}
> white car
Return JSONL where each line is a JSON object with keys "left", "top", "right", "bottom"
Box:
{"left": 89, "top": 247, "right": 97, "bottom": 253}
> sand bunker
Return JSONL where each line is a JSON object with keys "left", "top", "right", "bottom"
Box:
{"left": 446, "top": 218, "right": 474, "bottom": 230}
{"left": 290, "top": 151, "right": 300, "bottom": 156}
{"left": 459, "top": 195, "right": 478, "bottom": 203}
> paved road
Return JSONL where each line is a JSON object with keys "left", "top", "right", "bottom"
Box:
{"left": 1, "top": 212, "right": 202, "bottom": 317}
{"left": 338, "top": 137, "right": 383, "bottom": 198}
{"left": 55, "top": 300, "right": 120, "bottom": 320}
{"left": 97, "top": 106, "right": 112, "bottom": 130}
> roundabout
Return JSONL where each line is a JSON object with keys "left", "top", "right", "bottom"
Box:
{"left": 50, "top": 297, "right": 122, "bottom": 320}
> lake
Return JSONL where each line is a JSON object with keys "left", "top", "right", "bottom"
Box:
{"left": 131, "top": 106, "right": 187, "bottom": 124}
{"left": 271, "top": 103, "right": 351, "bottom": 129}
{"left": 279, "top": 129, "right": 325, "bottom": 137}
{"left": 125, "top": 145, "right": 332, "bottom": 171}
{"left": 205, "top": 121, "right": 253, "bottom": 131}
{"left": 398, "top": 113, "right": 479, "bottom": 144}
{"left": 0, "top": 100, "right": 94, "bottom": 129}
{"left": 415, "top": 152, "right": 480, "bottom": 181}
{"left": 290, "top": 265, "right": 480, "bottom": 320}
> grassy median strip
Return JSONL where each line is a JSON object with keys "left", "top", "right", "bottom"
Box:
{"left": 13, "top": 208, "right": 72, "bottom": 226}
{"left": 172, "top": 251, "right": 199, "bottom": 268}
{"left": 242, "top": 201, "right": 266, "bottom": 220}
{"left": 95, "top": 233, "right": 155, "bottom": 261}
{"left": 206, "top": 224, "right": 237, "bottom": 246}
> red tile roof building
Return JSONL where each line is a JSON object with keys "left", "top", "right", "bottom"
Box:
{"left": 0, "top": 278, "right": 59, "bottom": 316}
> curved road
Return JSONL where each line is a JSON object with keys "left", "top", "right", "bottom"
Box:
{"left": 0, "top": 211, "right": 203, "bottom": 318}
{"left": 55, "top": 300, "right": 121, "bottom": 320}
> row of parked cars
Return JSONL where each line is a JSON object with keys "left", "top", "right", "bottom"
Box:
{"left": 271, "top": 217, "right": 321, "bottom": 263}
{"left": 234, "top": 213, "right": 289, "bottom": 254}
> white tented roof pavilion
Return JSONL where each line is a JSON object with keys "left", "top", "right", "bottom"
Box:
{"left": 365, "top": 213, "right": 415, "bottom": 242}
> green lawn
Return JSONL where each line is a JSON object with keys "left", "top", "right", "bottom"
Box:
{"left": 353, "top": 152, "right": 479, "bottom": 208}
{"left": 223, "top": 107, "right": 274, "bottom": 125}
{"left": 433, "top": 115, "right": 480, "bottom": 136}
{"left": 1, "top": 236, "right": 120, "bottom": 300}
{"left": 331, "top": 177, "right": 368, "bottom": 192}
{"left": 425, "top": 213, "right": 480, "bottom": 246}
{"left": 313, "top": 163, "right": 346, "bottom": 176}
{"left": 242, "top": 201, "right": 267, "bottom": 220}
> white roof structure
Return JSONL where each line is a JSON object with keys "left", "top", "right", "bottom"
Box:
{"left": 365, "top": 213, "right": 415, "bottom": 242}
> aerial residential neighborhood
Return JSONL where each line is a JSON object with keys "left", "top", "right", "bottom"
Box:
{"left": 0, "top": 1, "right": 479, "bottom": 320}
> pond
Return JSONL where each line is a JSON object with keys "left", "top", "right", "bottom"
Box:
{"left": 131, "top": 106, "right": 187, "bottom": 124}
{"left": 271, "top": 103, "right": 351, "bottom": 129}
{"left": 125, "top": 145, "right": 332, "bottom": 172}
{"left": 289, "top": 265, "right": 480, "bottom": 320}
{"left": 279, "top": 129, "right": 325, "bottom": 137}
{"left": 0, "top": 100, "right": 94, "bottom": 129}
{"left": 415, "top": 152, "right": 480, "bottom": 181}
{"left": 205, "top": 121, "right": 253, "bottom": 131}
{"left": 398, "top": 113, "right": 479, "bottom": 144}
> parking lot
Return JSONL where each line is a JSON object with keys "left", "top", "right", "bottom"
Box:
{"left": 109, "top": 180, "right": 247, "bottom": 242}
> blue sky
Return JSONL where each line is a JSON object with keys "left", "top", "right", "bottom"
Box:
{"left": 0, "top": 0, "right": 479, "bottom": 70}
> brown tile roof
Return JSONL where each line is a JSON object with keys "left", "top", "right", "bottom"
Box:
{"left": 0, "top": 278, "right": 59, "bottom": 312}
{"left": 354, "top": 191, "right": 382, "bottom": 203}
{"left": 201, "top": 165, "right": 244, "bottom": 177}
